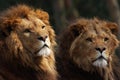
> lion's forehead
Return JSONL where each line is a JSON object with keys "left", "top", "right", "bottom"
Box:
{"left": 27, "top": 15, "right": 46, "bottom": 26}
{"left": 85, "top": 30, "right": 108, "bottom": 38}
{"left": 17, "top": 17, "right": 46, "bottom": 31}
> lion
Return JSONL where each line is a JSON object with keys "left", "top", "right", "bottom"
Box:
{"left": 0, "top": 5, "right": 57, "bottom": 80}
{"left": 56, "top": 18, "right": 120, "bottom": 80}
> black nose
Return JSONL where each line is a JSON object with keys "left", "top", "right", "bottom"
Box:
{"left": 37, "top": 36, "right": 47, "bottom": 42}
{"left": 95, "top": 47, "right": 106, "bottom": 53}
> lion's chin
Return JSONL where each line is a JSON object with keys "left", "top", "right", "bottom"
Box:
{"left": 36, "top": 47, "right": 51, "bottom": 57}
{"left": 92, "top": 59, "right": 108, "bottom": 68}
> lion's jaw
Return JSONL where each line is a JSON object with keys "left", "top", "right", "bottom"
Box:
{"left": 93, "top": 51, "right": 108, "bottom": 68}
{"left": 36, "top": 37, "right": 52, "bottom": 57}
{"left": 92, "top": 50, "right": 110, "bottom": 68}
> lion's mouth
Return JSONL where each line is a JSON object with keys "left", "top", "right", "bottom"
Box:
{"left": 35, "top": 44, "right": 49, "bottom": 54}
{"left": 34, "top": 44, "right": 51, "bottom": 56}
{"left": 92, "top": 56, "right": 108, "bottom": 67}
{"left": 42, "top": 44, "right": 49, "bottom": 48}
{"left": 92, "top": 56, "right": 108, "bottom": 62}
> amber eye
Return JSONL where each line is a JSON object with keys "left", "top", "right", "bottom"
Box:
{"left": 42, "top": 26, "right": 45, "bottom": 29}
{"left": 86, "top": 37, "right": 92, "bottom": 42}
{"left": 104, "top": 37, "right": 109, "bottom": 41}
{"left": 24, "top": 29, "right": 31, "bottom": 33}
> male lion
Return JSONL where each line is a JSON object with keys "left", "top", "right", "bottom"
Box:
{"left": 0, "top": 5, "right": 57, "bottom": 80}
{"left": 56, "top": 18, "right": 120, "bottom": 80}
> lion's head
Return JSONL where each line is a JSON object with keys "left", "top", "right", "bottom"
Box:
{"left": 0, "top": 5, "right": 56, "bottom": 71}
{"left": 59, "top": 18, "right": 119, "bottom": 72}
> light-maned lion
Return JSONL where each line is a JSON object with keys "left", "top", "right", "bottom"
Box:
{"left": 0, "top": 5, "right": 57, "bottom": 80}
{"left": 56, "top": 18, "right": 120, "bottom": 80}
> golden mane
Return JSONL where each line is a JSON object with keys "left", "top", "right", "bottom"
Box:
{"left": 0, "top": 5, "right": 57, "bottom": 80}
{"left": 57, "top": 18, "right": 120, "bottom": 80}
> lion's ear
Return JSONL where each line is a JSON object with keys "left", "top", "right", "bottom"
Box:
{"left": 35, "top": 10, "right": 49, "bottom": 24}
{"left": 0, "top": 26, "right": 12, "bottom": 39}
{"left": 70, "top": 23, "right": 85, "bottom": 37}
{"left": 106, "top": 22, "right": 118, "bottom": 35}
{"left": 0, "top": 19, "right": 20, "bottom": 37}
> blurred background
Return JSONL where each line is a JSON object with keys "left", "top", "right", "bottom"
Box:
{"left": 0, "top": 0, "right": 120, "bottom": 35}
{"left": 0, "top": 0, "right": 120, "bottom": 55}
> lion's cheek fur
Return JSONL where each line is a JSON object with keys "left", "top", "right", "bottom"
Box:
{"left": 6, "top": 32, "right": 22, "bottom": 51}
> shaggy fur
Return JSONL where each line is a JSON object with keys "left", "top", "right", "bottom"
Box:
{"left": 56, "top": 18, "right": 120, "bottom": 80}
{"left": 0, "top": 5, "right": 57, "bottom": 80}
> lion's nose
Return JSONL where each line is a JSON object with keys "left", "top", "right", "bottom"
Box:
{"left": 95, "top": 47, "right": 106, "bottom": 53}
{"left": 37, "top": 36, "right": 48, "bottom": 42}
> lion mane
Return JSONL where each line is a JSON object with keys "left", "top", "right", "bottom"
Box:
{"left": 56, "top": 18, "right": 120, "bottom": 80}
{"left": 0, "top": 5, "right": 57, "bottom": 80}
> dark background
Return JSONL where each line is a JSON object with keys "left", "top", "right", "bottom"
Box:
{"left": 0, "top": 0, "right": 120, "bottom": 34}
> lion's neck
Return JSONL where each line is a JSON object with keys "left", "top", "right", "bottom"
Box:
{"left": 0, "top": 55, "right": 57, "bottom": 80}
{"left": 34, "top": 53, "right": 57, "bottom": 80}
{"left": 81, "top": 62, "right": 115, "bottom": 80}
{"left": 59, "top": 57, "right": 115, "bottom": 80}
{"left": 0, "top": 50, "right": 57, "bottom": 80}
{"left": 95, "top": 66, "right": 114, "bottom": 80}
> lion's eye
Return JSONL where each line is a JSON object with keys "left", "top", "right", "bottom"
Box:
{"left": 104, "top": 37, "right": 109, "bottom": 41}
{"left": 24, "top": 29, "right": 31, "bottom": 33}
{"left": 86, "top": 37, "right": 92, "bottom": 42}
{"left": 42, "top": 26, "right": 45, "bottom": 29}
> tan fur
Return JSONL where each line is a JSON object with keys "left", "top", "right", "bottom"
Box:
{"left": 0, "top": 5, "right": 57, "bottom": 80}
{"left": 57, "top": 18, "right": 120, "bottom": 80}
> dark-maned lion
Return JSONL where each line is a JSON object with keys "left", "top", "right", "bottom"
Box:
{"left": 0, "top": 5, "right": 57, "bottom": 80}
{"left": 57, "top": 18, "right": 120, "bottom": 80}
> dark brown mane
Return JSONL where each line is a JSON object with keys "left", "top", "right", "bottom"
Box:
{"left": 0, "top": 4, "right": 49, "bottom": 25}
